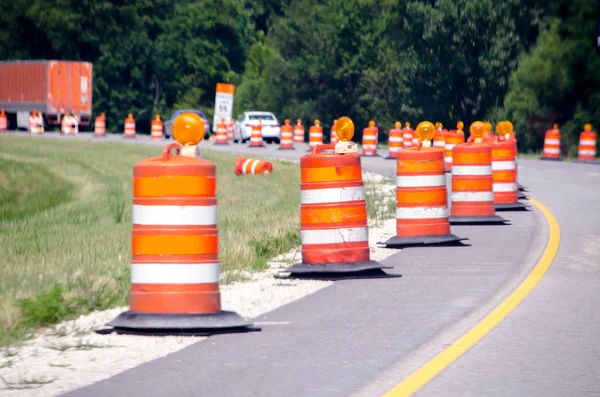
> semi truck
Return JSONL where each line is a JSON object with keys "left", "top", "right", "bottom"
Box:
{"left": 0, "top": 60, "right": 93, "bottom": 130}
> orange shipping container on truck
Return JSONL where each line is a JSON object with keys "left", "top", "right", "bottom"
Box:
{"left": 0, "top": 60, "right": 92, "bottom": 129}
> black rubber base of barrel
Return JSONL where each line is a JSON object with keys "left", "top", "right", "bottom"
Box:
{"left": 105, "top": 310, "right": 253, "bottom": 334}
{"left": 275, "top": 261, "right": 401, "bottom": 281}
{"left": 449, "top": 215, "right": 510, "bottom": 225}
{"left": 96, "top": 325, "right": 261, "bottom": 337}
{"left": 248, "top": 144, "right": 266, "bottom": 148}
{"left": 361, "top": 153, "right": 381, "bottom": 157}
{"left": 380, "top": 234, "right": 469, "bottom": 248}
{"left": 384, "top": 156, "right": 397, "bottom": 160}
{"left": 277, "top": 147, "right": 296, "bottom": 150}
{"left": 574, "top": 159, "right": 599, "bottom": 164}
{"left": 518, "top": 192, "right": 529, "bottom": 200}
{"left": 518, "top": 184, "right": 528, "bottom": 192}
{"left": 213, "top": 142, "right": 230, "bottom": 145}
{"left": 495, "top": 202, "right": 531, "bottom": 211}
{"left": 540, "top": 157, "right": 562, "bottom": 161}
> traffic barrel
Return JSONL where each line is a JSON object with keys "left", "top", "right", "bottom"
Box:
{"left": 330, "top": 119, "right": 338, "bottom": 145}
{"left": 383, "top": 121, "right": 466, "bottom": 248}
{"left": 403, "top": 122, "right": 414, "bottom": 149}
{"left": 540, "top": 124, "right": 562, "bottom": 161}
{"left": 361, "top": 120, "right": 379, "bottom": 156}
{"left": 449, "top": 121, "right": 509, "bottom": 225}
{"left": 151, "top": 114, "right": 164, "bottom": 141}
{"left": 214, "top": 118, "right": 228, "bottom": 145}
{"left": 491, "top": 136, "right": 529, "bottom": 211}
{"left": 36, "top": 111, "right": 44, "bottom": 134}
{"left": 226, "top": 118, "right": 234, "bottom": 143}
{"left": 386, "top": 121, "right": 404, "bottom": 159}
{"left": 29, "top": 111, "right": 37, "bottom": 134}
{"left": 234, "top": 157, "right": 273, "bottom": 175}
{"left": 293, "top": 119, "right": 305, "bottom": 143}
{"left": 278, "top": 119, "right": 295, "bottom": 150}
{"left": 496, "top": 120, "right": 528, "bottom": 198}
{"left": 308, "top": 119, "right": 323, "bottom": 151}
{"left": 106, "top": 113, "right": 256, "bottom": 335}
{"left": 433, "top": 122, "right": 446, "bottom": 152}
{"left": 444, "top": 122, "right": 465, "bottom": 172}
{"left": 124, "top": 113, "right": 136, "bottom": 139}
{"left": 94, "top": 113, "right": 106, "bottom": 138}
{"left": 575, "top": 123, "right": 598, "bottom": 164}
{"left": 0, "top": 110, "right": 7, "bottom": 131}
{"left": 280, "top": 116, "right": 394, "bottom": 279}
{"left": 248, "top": 119, "right": 265, "bottom": 148}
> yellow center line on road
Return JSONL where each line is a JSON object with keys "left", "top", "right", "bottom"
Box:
{"left": 382, "top": 197, "right": 561, "bottom": 397}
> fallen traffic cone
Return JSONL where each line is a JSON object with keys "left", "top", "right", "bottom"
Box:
{"left": 234, "top": 157, "right": 273, "bottom": 175}
{"left": 382, "top": 121, "right": 467, "bottom": 248}
{"left": 106, "top": 113, "right": 257, "bottom": 336}
{"left": 278, "top": 117, "right": 397, "bottom": 280}
{"left": 449, "top": 121, "right": 509, "bottom": 225}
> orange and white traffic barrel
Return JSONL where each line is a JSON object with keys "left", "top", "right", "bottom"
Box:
{"left": 94, "top": 113, "right": 106, "bottom": 138}
{"left": 541, "top": 124, "right": 561, "bottom": 160}
{"left": 234, "top": 157, "right": 273, "bottom": 175}
{"left": 0, "top": 110, "right": 7, "bottom": 131}
{"left": 29, "top": 112, "right": 37, "bottom": 134}
{"left": 278, "top": 119, "right": 294, "bottom": 150}
{"left": 214, "top": 118, "right": 228, "bottom": 145}
{"left": 444, "top": 122, "right": 465, "bottom": 172}
{"left": 280, "top": 117, "right": 391, "bottom": 278}
{"left": 308, "top": 120, "right": 323, "bottom": 150}
{"left": 575, "top": 123, "right": 598, "bottom": 164}
{"left": 124, "top": 113, "right": 136, "bottom": 139}
{"left": 226, "top": 119, "right": 234, "bottom": 143}
{"left": 386, "top": 121, "right": 404, "bottom": 159}
{"left": 293, "top": 119, "right": 305, "bottom": 143}
{"left": 383, "top": 121, "right": 465, "bottom": 248}
{"left": 403, "top": 122, "right": 414, "bottom": 149}
{"left": 449, "top": 121, "right": 508, "bottom": 225}
{"left": 433, "top": 123, "right": 446, "bottom": 152}
{"left": 491, "top": 137, "right": 528, "bottom": 211}
{"left": 61, "top": 114, "right": 71, "bottom": 135}
{"left": 151, "top": 114, "right": 163, "bottom": 141}
{"left": 330, "top": 119, "right": 338, "bottom": 145}
{"left": 106, "top": 113, "right": 255, "bottom": 335}
{"left": 361, "top": 120, "right": 379, "bottom": 156}
{"left": 248, "top": 119, "right": 265, "bottom": 148}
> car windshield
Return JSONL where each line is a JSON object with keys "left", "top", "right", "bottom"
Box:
{"left": 171, "top": 110, "right": 207, "bottom": 120}
{"left": 248, "top": 114, "right": 275, "bottom": 121}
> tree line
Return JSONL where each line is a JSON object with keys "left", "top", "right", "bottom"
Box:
{"left": 1, "top": 0, "right": 595, "bottom": 154}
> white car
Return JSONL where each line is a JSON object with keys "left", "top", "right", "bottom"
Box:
{"left": 233, "top": 111, "right": 281, "bottom": 144}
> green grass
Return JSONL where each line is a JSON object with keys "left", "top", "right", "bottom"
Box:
{"left": 0, "top": 136, "right": 301, "bottom": 346}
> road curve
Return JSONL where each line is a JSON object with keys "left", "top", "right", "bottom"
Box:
{"left": 5, "top": 132, "right": 596, "bottom": 396}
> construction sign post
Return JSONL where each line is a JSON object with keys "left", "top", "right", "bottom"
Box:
{"left": 213, "top": 83, "right": 235, "bottom": 131}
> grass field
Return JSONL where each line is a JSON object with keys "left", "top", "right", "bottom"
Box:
{"left": 0, "top": 136, "right": 304, "bottom": 346}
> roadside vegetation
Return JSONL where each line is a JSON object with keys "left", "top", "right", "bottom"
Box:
{"left": 0, "top": 136, "right": 302, "bottom": 346}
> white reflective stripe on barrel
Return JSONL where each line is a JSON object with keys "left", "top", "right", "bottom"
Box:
{"left": 133, "top": 205, "right": 217, "bottom": 226}
{"left": 301, "top": 227, "right": 368, "bottom": 245}
{"left": 301, "top": 186, "right": 365, "bottom": 204}
{"left": 131, "top": 263, "right": 220, "bottom": 284}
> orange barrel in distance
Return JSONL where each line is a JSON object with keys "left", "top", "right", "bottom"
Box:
{"left": 94, "top": 113, "right": 106, "bottom": 138}
{"left": 234, "top": 157, "right": 273, "bottom": 175}
{"left": 330, "top": 119, "right": 338, "bottom": 145}
{"left": 0, "top": 110, "right": 7, "bottom": 131}
{"left": 383, "top": 121, "right": 466, "bottom": 248}
{"left": 278, "top": 119, "right": 294, "bottom": 150}
{"left": 575, "top": 123, "right": 598, "bottom": 164}
{"left": 361, "top": 120, "right": 379, "bottom": 156}
{"left": 226, "top": 118, "right": 234, "bottom": 143}
{"left": 386, "top": 121, "right": 404, "bottom": 159}
{"left": 308, "top": 120, "right": 323, "bottom": 150}
{"left": 249, "top": 119, "right": 265, "bottom": 148}
{"left": 215, "top": 118, "right": 228, "bottom": 145}
{"left": 541, "top": 124, "right": 562, "bottom": 160}
{"left": 106, "top": 113, "right": 255, "bottom": 334}
{"left": 281, "top": 116, "right": 391, "bottom": 277}
{"left": 151, "top": 114, "right": 164, "bottom": 141}
{"left": 491, "top": 137, "right": 529, "bottom": 211}
{"left": 403, "top": 122, "right": 414, "bottom": 149}
{"left": 444, "top": 122, "right": 465, "bottom": 172}
{"left": 433, "top": 122, "right": 446, "bottom": 152}
{"left": 449, "top": 121, "right": 508, "bottom": 225}
{"left": 293, "top": 119, "right": 305, "bottom": 143}
{"left": 124, "top": 113, "right": 136, "bottom": 139}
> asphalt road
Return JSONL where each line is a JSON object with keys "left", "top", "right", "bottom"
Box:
{"left": 5, "top": 132, "right": 598, "bottom": 396}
